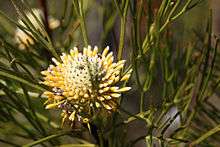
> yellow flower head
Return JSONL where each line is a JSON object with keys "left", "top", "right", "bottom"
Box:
{"left": 41, "top": 46, "right": 132, "bottom": 124}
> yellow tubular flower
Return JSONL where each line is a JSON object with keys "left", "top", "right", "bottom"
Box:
{"left": 41, "top": 46, "right": 132, "bottom": 124}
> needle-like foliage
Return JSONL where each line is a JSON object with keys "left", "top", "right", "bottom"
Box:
{"left": 0, "top": 0, "right": 219, "bottom": 147}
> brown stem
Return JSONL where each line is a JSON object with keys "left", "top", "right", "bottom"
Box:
{"left": 39, "top": 0, "right": 51, "bottom": 38}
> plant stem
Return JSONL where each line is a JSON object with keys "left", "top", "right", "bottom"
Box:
{"left": 116, "top": 0, "right": 129, "bottom": 60}
{"left": 39, "top": 0, "right": 51, "bottom": 37}
{"left": 79, "top": 1, "right": 89, "bottom": 46}
{"left": 190, "top": 124, "right": 220, "bottom": 146}
{"left": 159, "top": 0, "right": 193, "bottom": 32}
{"left": 140, "top": 91, "right": 144, "bottom": 112}
{"left": 36, "top": 112, "right": 59, "bottom": 128}
{"left": 73, "top": 0, "right": 89, "bottom": 46}
{"left": 0, "top": 69, "right": 47, "bottom": 92}
{"left": 23, "top": 131, "right": 71, "bottom": 147}
{"left": 98, "top": 130, "right": 104, "bottom": 147}
{"left": 113, "top": 0, "right": 122, "bottom": 17}
{"left": 0, "top": 139, "right": 20, "bottom": 147}
{"left": 117, "top": 17, "right": 125, "bottom": 60}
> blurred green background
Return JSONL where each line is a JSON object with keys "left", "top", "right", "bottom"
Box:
{"left": 0, "top": 0, "right": 220, "bottom": 146}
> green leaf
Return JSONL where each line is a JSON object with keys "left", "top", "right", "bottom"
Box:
{"left": 0, "top": 66, "right": 47, "bottom": 92}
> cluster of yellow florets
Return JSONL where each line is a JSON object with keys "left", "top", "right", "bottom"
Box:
{"left": 41, "top": 46, "right": 132, "bottom": 124}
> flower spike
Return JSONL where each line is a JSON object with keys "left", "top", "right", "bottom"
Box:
{"left": 41, "top": 46, "right": 132, "bottom": 124}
